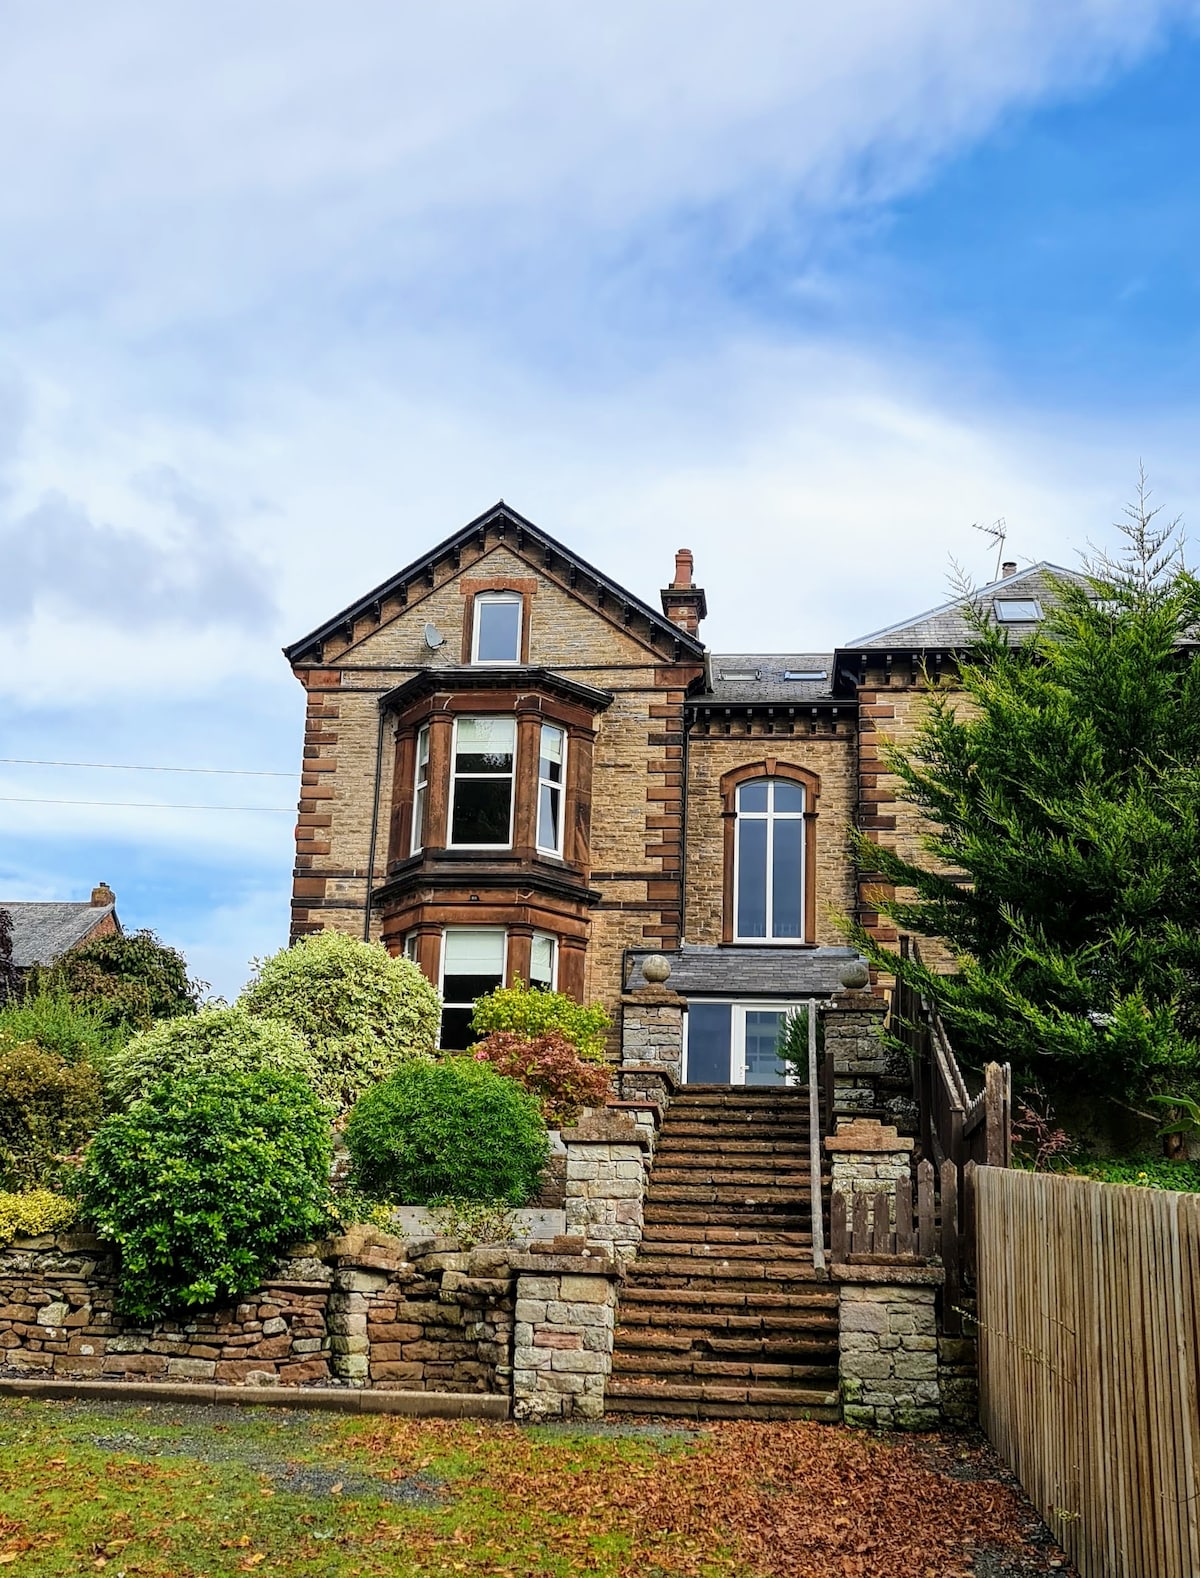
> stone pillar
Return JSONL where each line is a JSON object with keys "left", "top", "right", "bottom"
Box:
{"left": 560, "top": 1110, "right": 652, "bottom": 1266}
{"left": 838, "top": 1271, "right": 943, "bottom": 1429}
{"left": 821, "top": 988, "right": 890, "bottom": 1120}
{"left": 619, "top": 983, "right": 685, "bottom": 1086}
{"left": 326, "top": 1229, "right": 410, "bottom": 1388}
{"left": 824, "top": 1117, "right": 914, "bottom": 1217}
{"left": 511, "top": 1247, "right": 620, "bottom": 1420}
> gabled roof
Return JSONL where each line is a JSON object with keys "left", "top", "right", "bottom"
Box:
{"left": 1, "top": 901, "right": 118, "bottom": 970}
{"left": 284, "top": 501, "right": 706, "bottom": 664}
{"left": 692, "top": 653, "right": 837, "bottom": 707}
{"left": 844, "top": 562, "right": 1085, "bottom": 652}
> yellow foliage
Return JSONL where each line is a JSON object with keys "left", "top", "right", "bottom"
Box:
{"left": 0, "top": 1189, "right": 79, "bottom": 1246}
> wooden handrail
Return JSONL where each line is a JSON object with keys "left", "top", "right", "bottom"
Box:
{"left": 807, "top": 997, "right": 825, "bottom": 1273}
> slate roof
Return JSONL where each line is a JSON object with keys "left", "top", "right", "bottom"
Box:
{"left": 692, "top": 654, "right": 838, "bottom": 706}
{"left": 1, "top": 902, "right": 118, "bottom": 970}
{"left": 844, "top": 562, "right": 1085, "bottom": 651}
{"left": 624, "top": 945, "right": 864, "bottom": 999}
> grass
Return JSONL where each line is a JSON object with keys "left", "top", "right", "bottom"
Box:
{"left": 0, "top": 1397, "right": 1071, "bottom": 1577}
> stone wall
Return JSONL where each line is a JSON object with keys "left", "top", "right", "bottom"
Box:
{"left": 560, "top": 1110, "right": 653, "bottom": 1267}
{"left": 838, "top": 1276, "right": 943, "bottom": 1430}
{"left": 823, "top": 988, "right": 916, "bottom": 1130}
{"left": 512, "top": 1249, "right": 619, "bottom": 1420}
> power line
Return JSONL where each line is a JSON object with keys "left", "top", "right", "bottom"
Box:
{"left": 0, "top": 756, "right": 295, "bottom": 778}
{"left": 0, "top": 796, "right": 294, "bottom": 813}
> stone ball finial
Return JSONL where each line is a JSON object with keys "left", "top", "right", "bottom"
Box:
{"left": 839, "top": 958, "right": 870, "bottom": 990}
{"left": 641, "top": 954, "right": 672, "bottom": 985}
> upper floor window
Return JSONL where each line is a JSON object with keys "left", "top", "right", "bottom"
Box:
{"left": 450, "top": 717, "right": 516, "bottom": 847}
{"left": 735, "top": 778, "right": 805, "bottom": 941}
{"left": 410, "top": 724, "right": 430, "bottom": 854}
{"left": 536, "top": 724, "right": 567, "bottom": 856}
{"left": 472, "top": 592, "right": 522, "bottom": 663}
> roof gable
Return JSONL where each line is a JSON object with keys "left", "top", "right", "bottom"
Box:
{"left": 1, "top": 901, "right": 118, "bottom": 970}
{"left": 842, "top": 562, "right": 1085, "bottom": 652}
{"left": 284, "top": 501, "right": 706, "bottom": 666}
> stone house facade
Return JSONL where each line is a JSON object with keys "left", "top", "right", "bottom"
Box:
{"left": 285, "top": 501, "right": 1064, "bottom": 1078}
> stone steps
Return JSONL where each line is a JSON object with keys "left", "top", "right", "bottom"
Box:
{"left": 608, "top": 1083, "right": 837, "bottom": 1421}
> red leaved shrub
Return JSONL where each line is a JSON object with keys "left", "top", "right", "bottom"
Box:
{"left": 471, "top": 1031, "right": 612, "bottom": 1127}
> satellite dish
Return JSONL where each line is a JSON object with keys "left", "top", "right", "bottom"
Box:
{"left": 423, "top": 622, "right": 445, "bottom": 650}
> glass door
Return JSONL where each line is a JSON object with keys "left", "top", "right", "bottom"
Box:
{"left": 683, "top": 1002, "right": 799, "bottom": 1086}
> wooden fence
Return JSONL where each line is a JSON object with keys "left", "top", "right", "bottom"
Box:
{"left": 976, "top": 1168, "right": 1200, "bottom": 1578}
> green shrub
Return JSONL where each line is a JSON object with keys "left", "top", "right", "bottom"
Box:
{"left": 104, "top": 1004, "right": 319, "bottom": 1109}
{"left": 80, "top": 1069, "right": 333, "bottom": 1320}
{"left": 240, "top": 931, "right": 441, "bottom": 1110}
{"left": 1070, "top": 1156, "right": 1200, "bottom": 1192}
{"left": 428, "top": 1197, "right": 517, "bottom": 1248}
{"left": 470, "top": 982, "right": 610, "bottom": 1061}
{"left": 0, "top": 1043, "right": 104, "bottom": 1189}
{"left": 0, "top": 990, "right": 118, "bottom": 1067}
{"left": 32, "top": 929, "right": 200, "bottom": 1039}
{"left": 0, "top": 1188, "right": 79, "bottom": 1246}
{"left": 345, "top": 1059, "right": 549, "bottom": 1206}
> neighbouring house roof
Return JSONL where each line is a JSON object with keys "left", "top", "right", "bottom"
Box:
{"left": 842, "top": 563, "right": 1084, "bottom": 652}
{"left": 1, "top": 902, "right": 119, "bottom": 970}
{"left": 624, "top": 945, "right": 864, "bottom": 999}
{"left": 284, "top": 500, "right": 707, "bottom": 665}
{"left": 692, "top": 654, "right": 839, "bottom": 707}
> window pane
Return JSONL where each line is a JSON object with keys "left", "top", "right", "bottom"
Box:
{"left": 537, "top": 783, "right": 560, "bottom": 851}
{"left": 530, "top": 933, "right": 555, "bottom": 989}
{"left": 475, "top": 598, "right": 521, "bottom": 661}
{"left": 444, "top": 930, "right": 505, "bottom": 974}
{"left": 744, "top": 1011, "right": 788, "bottom": 1086}
{"left": 412, "top": 783, "right": 427, "bottom": 849}
{"left": 416, "top": 725, "right": 430, "bottom": 769}
{"left": 451, "top": 779, "right": 512, "bottom": 843}
{"left": 737, "top": 780, "right": 768, "bottom": 813}
{"left": 686, "top": 1004, "right": 732, "bottom": 1084}
{"left": 771, "top": 818, "right": 804, "bottom": 938}
{"left": 455, "top": 716, "right": 515, "bottom": 772}
{"left": 773, "top": 780, "right": 805, "bottom": 814}
{"left": 440, "top": 1006, "right": 476, "bottom": 1052}
{"left": 736, "top": 818, "right": 768, "bottom": 937}
{"left": 539, "top": 725, "right": 564, "bottom": 781}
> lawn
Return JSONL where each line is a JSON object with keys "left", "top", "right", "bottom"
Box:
{"left": 0, "top": 1398, "right": 1071, "bottom": 1577}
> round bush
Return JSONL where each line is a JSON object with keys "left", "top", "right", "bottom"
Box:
{"left": 104, "top": 1004, "right": 319, "bottom": 1108}
{"left": 240, "top": 932, "right": 441, "bottom": 1110}
{"left": 80, "top": 1069, "right": 333, "bottom": 1321}
{"left": 0, "top": 1042, "right": 103, "bottom": 1189}
{"left": 345, "top": 1059, "right": 549, "bottom": 1206}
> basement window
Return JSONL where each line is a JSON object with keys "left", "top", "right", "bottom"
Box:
{"left": 993, "top": 598, "right": 1042, "bottom": 622}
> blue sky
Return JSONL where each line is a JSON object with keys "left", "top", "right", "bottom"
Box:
{"left": 3, "top": 1, "right": 1199, "bottom": 996}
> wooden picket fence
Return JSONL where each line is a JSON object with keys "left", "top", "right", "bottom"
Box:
{"left": 976, "top": 1167, "right": 1200, "bottom": 1578}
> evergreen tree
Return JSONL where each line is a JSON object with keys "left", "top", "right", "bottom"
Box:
{"left": 852, "top": 479, "right": 1200, "bottom": 1117}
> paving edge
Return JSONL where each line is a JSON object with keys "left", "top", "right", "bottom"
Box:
{"left": 0, "top": 1377, "right": 510, "bottom": 1419}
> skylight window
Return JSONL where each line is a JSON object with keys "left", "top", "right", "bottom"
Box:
{"left": 720, "top": 669, "right": 761, "bottom": 682}
{"left": 783, "top": 669, "right": 827, "bottom": 682}
{"left": 993, "top": 598, "right": 1042, "bottom": 623}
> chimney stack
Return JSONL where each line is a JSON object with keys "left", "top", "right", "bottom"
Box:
{"left": 90, "top": 882, "right": 115, "bottom": 908}
{"left": 660, "top": 548, "right": 707, "bottom": 637}
{"left": 1001, "top": 560, "right": 1017, "bottom": 579}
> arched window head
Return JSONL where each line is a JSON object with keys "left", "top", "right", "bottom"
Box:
{"left": 721, "top": 761, "right": 819, "bottom": 945}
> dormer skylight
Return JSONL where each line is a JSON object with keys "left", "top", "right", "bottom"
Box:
{"left": 993, "top": 598, "right": 1042, "bottom": 623}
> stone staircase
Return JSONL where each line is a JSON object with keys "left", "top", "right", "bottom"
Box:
{"left": 607, "top": 1085, "right": 840, "bottom": 1420}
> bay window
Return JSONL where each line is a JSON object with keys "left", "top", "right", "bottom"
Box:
{"left": 440, "top": 928, "right": 507, "bottom": 1050}
{"left": 530, "top": 932, "right": 557, "bottom": 991}
{"left": 450, "top": 717, "right": 516, "bottom": 847}
{"left": 410, "top": 724, "right": 430, "bottom": 853}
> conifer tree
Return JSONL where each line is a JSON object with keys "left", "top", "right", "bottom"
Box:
{"left": 852, "top": 478, "right": 1200, "bottom": 1116}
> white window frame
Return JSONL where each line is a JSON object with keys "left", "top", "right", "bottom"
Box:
{"left": 530, "top": 931, "right": 558, "bottom": 991}
{"left": 410, "top": 723, "right": 430, "bottom": 854}
{"left": 733, "top": 778, "right": 806, "bottom": 943}
{"left": 403, "top": 932, "right": 419, "bottom": 962}
{"left": 438, "top": 927, "right": 508, "bottom": 1043}
{"left": 682, "top": 999, "right": 804, "bottom": 1086}
{"left": 448, "top": 716, "right": 516, "bottom": 850}
{"left": 535, "top": 724, "right": 568, "bottom": 857}
{"left": 471, "top": 592, "right": 523, "bottom": 664}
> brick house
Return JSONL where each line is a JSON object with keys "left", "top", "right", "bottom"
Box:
{"left": 284, "top": 500, "right": 1062, "bottom": 1081}
{"left": 2, "top": 884, "right": 121, "bottom": 977}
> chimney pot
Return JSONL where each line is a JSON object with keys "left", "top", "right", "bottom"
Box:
{"left": 1001, "top": 560, "right": 1017, "bottom": 578}
{"left": 660, "top": 549, "right": 706, "bottom": 635}
{"left": 672, "top": 548, "right": 694, "bottom": 589}
{"left": 90, "top": 882, "right": 115, "bottom": 908}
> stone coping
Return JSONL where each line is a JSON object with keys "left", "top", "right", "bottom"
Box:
{"left": 825, "top": 1118, "right": 915, "bottom": 1154}
{"left": 558, "top": 1113, "right": 650, "bottom": 1147}
{"left": 0, "top": 1377, "right": 510, "bottom": 1417}
{"left": 507, "top": 1250, "right": 617, "bottom": 1275}
{"left": 830, "top": 1264, "right": 945, "bottom": 1286}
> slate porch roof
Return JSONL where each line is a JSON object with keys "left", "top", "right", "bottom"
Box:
{"left": 842, "top": 562, "right": 1084, "bottom": 652}
{"left": 624, "top": 945, "right": 864, "bottom": 999}
{"left": 1, "top": 901, "right": 118, "bottom": 970}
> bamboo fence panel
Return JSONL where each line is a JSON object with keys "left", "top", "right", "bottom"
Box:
{"left": 977, "top": 1168, "right": 1200, "bottom": 1578}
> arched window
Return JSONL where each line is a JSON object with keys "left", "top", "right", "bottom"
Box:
{"left": 721, "top": 761, "right": 819, "bottom": 944}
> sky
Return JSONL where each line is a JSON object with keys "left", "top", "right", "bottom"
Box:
{"left": 3, "top": 1, "right": 1200, "bottom": 997}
